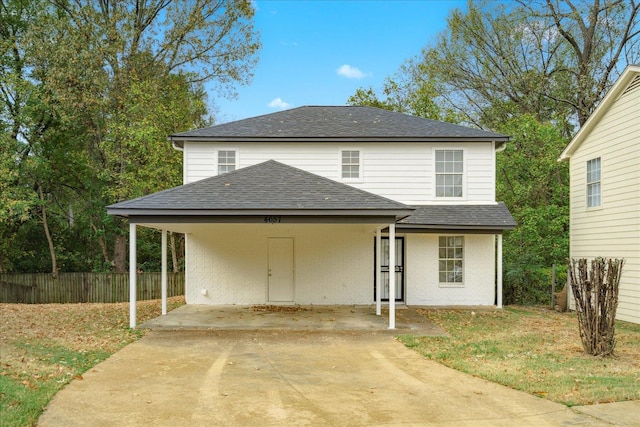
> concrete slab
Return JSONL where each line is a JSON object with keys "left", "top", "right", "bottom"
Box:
{"left": 572, "top": 400, "right": 640, "bottom": 426}
{"left": 38, "top": 330, "right": 618, "bottom": 426}
{"left": 139, "top": 305, "right": 447, "bottom": 336}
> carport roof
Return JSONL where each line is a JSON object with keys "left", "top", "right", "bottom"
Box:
{"left": 107, "top": 160, "right": 414, "bottom": 221}
{"left": 170, "top": 106, "right": 509, "bottom": 146}
{"left": 397, "top": 203, "right": 516, "bottom": 233}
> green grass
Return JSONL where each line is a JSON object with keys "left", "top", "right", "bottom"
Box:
{"left": 0, "top": 297, "right": 185, "bottom": 427}
{"left": 399, "top": 306, "right": 640, "bottom": 406}
{"left": 0, "top": 343, "right": 111, "bottom": 427}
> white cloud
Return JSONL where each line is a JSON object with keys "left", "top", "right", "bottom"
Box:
{"left": 337, "top": 64, "right": 367, "bottom": 79}
{"left": 268, "top": 97, "right": 291, "bottom": 110}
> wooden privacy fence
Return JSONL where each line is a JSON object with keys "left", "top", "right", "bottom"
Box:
{"left": 0, "top": 272, "right": 185, "bottom": 304}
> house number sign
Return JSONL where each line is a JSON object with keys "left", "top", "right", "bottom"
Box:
{"left": 264, "top": 216, "right": 282, "bottom": 223}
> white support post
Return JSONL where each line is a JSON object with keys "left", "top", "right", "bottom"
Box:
{"left": 376, "top": 227, "right": 382, "bottom": 316}
{"left": 388, "top": 223, "right": 396, "bottom": 329}
{"left": 129, "top": 223, "right": 137, "bottom": 328}
{"left": 161, "top": 229, "right": 168, "bottom": 315}
{"left": 497, "top": 234, "right": 503, "bottom": 309}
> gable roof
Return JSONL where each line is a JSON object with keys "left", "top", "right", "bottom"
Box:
{"left": 559, "top": 64, "right": 640, "bottom": 161}
{"left": 107, "top": 160, "right": 413, "bottom": 220}
{"left": 397, "top": 203, "right": 516, "bottom": 232}
{"left": 170, "top": 106, "right": 508, "bottom": 147}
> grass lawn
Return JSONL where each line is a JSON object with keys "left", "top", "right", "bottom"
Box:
{"left": 0, "top": 297, "right": 185, "bottom": 427}
{"left": 400, "top": 306, "right": 640, "bottom": 406}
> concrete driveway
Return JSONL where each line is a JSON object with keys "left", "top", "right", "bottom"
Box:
{"left": 37, "top": 328, "right": 622, "bottom": 426}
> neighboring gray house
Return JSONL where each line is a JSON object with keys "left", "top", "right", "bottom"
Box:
{"left": 108, "top": 106, "right": 515, "bottom": 328}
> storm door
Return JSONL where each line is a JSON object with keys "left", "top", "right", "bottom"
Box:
{"left": 374, "top": 237, "right": 405, "bottom": 302}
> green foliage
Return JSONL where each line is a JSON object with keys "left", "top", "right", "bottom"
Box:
{"left": 347, "top": 0, "right": 639, "bottom": 304}
{"left": 347, "top": 59, "right": 446, "bottom": 120}
{"left": 0, "top": 0, "right": 260, "bottom": 273}
{"left": 496, "top": 116, "right": 570, "bottom": 303}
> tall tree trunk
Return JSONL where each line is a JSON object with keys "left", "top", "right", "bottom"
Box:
{"left": 91, "top": 222, "right": 114, "bottom": 269}
{"left": 37, "top": 183, "right": 58, "bottom": 278}
{"left": 170, "top": 232, "right": 179, "bottom": 273}
{"left": 113, "top": 234, "right": 127, "bottom": 273}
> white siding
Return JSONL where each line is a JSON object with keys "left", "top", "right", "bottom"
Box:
{"left": 569, "top": 84, "right": 640, "bottom": 324}
{"left": 183, "top": 141, "right": 496, "bottom": 204}
{"left": 405, "top": 234, "right": 496, "bottom": 306}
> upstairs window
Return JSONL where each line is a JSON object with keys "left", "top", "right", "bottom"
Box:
{"left": 435, "top": 150, "right": 463, "bottom": 197}
{"left": 586, "top": 157, "right": 601, "bottom": 207}
{"left": 218, "top": 150, "right": 236, "bottom": 174}
{"left": 341, "top": 150, "right": 360, "bottom": 179}
{"left": 439, "top": 236, "right": 464, "bottom": 284}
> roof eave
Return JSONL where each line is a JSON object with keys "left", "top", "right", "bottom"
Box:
{"left": 559, "top": 64, "right": 640, "bottom": 162}
{"left": 169, "top": 135, "right": 509, "bottom": 146}
{"left": 107, "top": 207, "right": 414, "bottom": 219}
{"left": 395, "top": 224, "right": 516, "bottom": 233}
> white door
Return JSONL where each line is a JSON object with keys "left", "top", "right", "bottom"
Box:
{"left": 268, "top": 238, "right": 294, "bottom": 302}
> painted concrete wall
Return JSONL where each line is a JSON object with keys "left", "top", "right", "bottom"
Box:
{"left": 185, "top": 223, "right": 496, "bottom": 307}
{"left": 405, "top": 233, "right": 496, "bottom": 306}
{"left": 183, "top": 141, "right": 496, "bottom": 204}
{"left": 569, "top": 80, "right": 640, "bottom": 324}
{"left": 185, "top": 224, "right": 376, "bottom": 305}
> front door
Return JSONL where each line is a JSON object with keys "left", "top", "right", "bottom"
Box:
{"left": 374, "top": 237, "right": 405, "bottom": 302}
{"left": 268, "top": 238, "right": 294, "bottom": 302}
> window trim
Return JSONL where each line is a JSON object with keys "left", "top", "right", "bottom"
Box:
{"left": 438, "top": 235, "right": 465, "bottom": 287}
{"left": 433, "top": 148, "right": 466, "bottom": 200}
{"left": 339, "top": 148, "right": 363, "bottom": 183}
{"left": 586, "top": 157, "right": 602, "bottom": 209}
{"left": 217, "top": 149, "right": 238, "bottom": 175}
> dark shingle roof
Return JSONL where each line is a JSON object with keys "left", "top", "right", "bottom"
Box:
{"left": 170, "top": 106, "right": 508, "bottom": 144}
{"left": 107, "top": 160, "right": 413, "bottom": 217}
{"left": 398, "top": 203, "right": 516, "bottom": 231}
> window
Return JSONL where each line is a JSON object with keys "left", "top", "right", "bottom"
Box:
{"left": 586, "top": 158, "right": 601, "bottom": 208}
{"left": 218, "top": 150, "right": 236, "bottom": 174}
{"left": 435, "top": 150, "right": 463, "bottom": 197}
{"left": 439, "top": 236, "right": 463, "bottom": 284}
{"left": 341, "top": 150, "right": 360, "bottom": 179}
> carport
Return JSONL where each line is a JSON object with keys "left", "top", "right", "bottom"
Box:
{"left": 107, "top": 161, "right": 414, "bottom": 329}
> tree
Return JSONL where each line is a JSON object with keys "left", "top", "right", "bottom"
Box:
{"left": 520, "top": 0, "right": 640, "bottom": 126}
{"left": 496, "top": 116, "right": 570, "bottom": 303}
{"left": 418, "top": 0, "right": 639, "bottom": 131}
{"left": 0, "top": 0, "right": 260, "bottom": 273}
{"left": 347, "top": 60, "right": 445, "bottom": 120}
{"left": 348, "top": 0, "right": 638, "bottom": 303}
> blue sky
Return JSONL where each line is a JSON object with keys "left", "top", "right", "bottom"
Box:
{"left": 212, "top": 0, "right": 466, "bottom": 123}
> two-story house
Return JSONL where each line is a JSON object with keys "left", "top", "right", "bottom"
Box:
{"left": 108, "top": 106, "right": 516, "bottom": 328}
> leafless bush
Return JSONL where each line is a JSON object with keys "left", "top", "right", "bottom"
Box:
{"left": 568, "top": 258, "right": 624, "bottom": 356}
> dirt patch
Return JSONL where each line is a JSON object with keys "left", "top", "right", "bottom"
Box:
{"left": 250, "top": 305, "right": 311, "bottom": 313}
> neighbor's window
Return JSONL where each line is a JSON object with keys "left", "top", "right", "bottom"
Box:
{"left": 586, "top": 157, "right": 601, "bottom": 207}
{"left": 439, "top": 236, "right": 464, "bottom": 284}
{"left": 435, "top": 150, "right": 463, "bottom": 197}
{"left": 218, "top": 150, "right": 236, "bottom": 174}
{"left": 341, "top": 150, "right": 360, "bottom": 179}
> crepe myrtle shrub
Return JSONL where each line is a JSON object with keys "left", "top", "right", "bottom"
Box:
{"left": 568, "top": 257, "right": 624, "bottom": 357}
